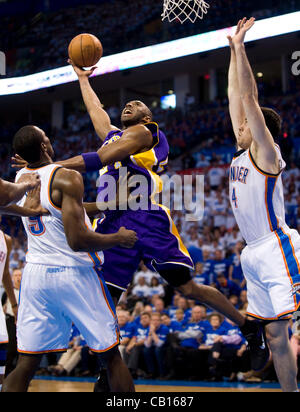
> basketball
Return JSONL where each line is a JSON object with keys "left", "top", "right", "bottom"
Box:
{"left": 68, "top": 33, "right": 103, "bottom": 68}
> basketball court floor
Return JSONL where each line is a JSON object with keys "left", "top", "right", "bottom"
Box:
{"left": 29, "top": 376, "right": 282, "bottom": 392}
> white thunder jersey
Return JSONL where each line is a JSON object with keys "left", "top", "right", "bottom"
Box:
{"left": 229, "top": 145, "right": 286, "bottom": 244}
{"left": 229, "top": 146, "right": 300, "bottom": 320}
{"left": 16, "top": 164, "right": 103, "bottom": 267}
{"left": 0, "top": 230, "right": 8, "bottom": 343}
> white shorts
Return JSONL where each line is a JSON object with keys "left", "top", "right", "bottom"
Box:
{"left": 17, "top": 264, "right": 119, "bottom": 354}
{"left": 241, "top": 226, "right": 300, "bottom": 321}
{"left": 0, "top": 306, "right": 8, "bottom": 344}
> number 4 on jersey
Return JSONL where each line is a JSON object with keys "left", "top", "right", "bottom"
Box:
{"left": 232, "top": 188, "right": 238, "bottom": 208}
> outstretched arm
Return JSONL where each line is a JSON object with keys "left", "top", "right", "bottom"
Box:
{"left": 232, "top": 18, "right": 279, "bottom": 171}
{"left": 0, "top": 174, "right": 40, "bottom": 207}
{"left": 52, "top": 168, "right": 138, "bottom": 252}
{"left": 228, "top": 19, "right": 257, "bottom": 141}
{"left": 51, "top": 124, "right": 152, "bottom": 173}
{"left": 68, "top": 59, "right": 119, "bottom": 141}
{"left": 12, "top": 125, "right": 153, "bottom": 173}
{"left": 0, "top": 182, "right": 48, "bottom": 217}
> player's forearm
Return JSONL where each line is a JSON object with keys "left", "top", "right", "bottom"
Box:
{"left": 0, "top": 180, "right": 29, "bottom": 207}
{"left": 57, "top": 156, "right": 86, "bottom": 173}
{"left": 78, "top": 76, "right": 103, "bottom": 115}
{"left": 78, "top": 77, "right": 111, "bottom": 140}
{"left": 84, "top": 199, "right": 117, "bottom": 216}
{"left": 97, "top": 126, "right": 152, "bottom": 165}
{"left": 0, "top": 204, "right": 42, "bottom": 217}
{"left": 97, "top": 143, "right": 130, "bottom": 165}
{"left": 228, "top": 48, "right": 239, "bottom": 98}
{"left": 83, "top": 202, "right": 100, "bottom": 217}
{"left": 235, "top": 44, "right": 258, "bottom": 100}
{"left": 67, "top": 227, "right": 121, "bottom": 252}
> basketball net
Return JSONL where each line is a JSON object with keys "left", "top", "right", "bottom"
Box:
{"left": 162, "top": 0, "right": 210, "bottom": 23}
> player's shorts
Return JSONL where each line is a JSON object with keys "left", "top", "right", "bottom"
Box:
{"left": 17, "top": 263, "right": 119, "bottom": 354}
{"left": 94, "top": 206, "right": 194, "bottom": 291}
{"left": 241, "top": 225, "right": 300, "bottom": 321}
{"left": 0, "top": 305, "right": 8, "bottom": 345}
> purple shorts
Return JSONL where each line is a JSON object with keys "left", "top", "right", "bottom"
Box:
{"left": 94, "top": 207, "right": 194, "bottom": 291}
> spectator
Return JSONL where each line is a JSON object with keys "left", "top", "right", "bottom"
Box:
{"left": 169, "top": 306, "right": 210, "bottom": 379}
{"left": 118, "top": 310, "right": 135, "bottom": 360}
{"left": 228, "top": 241, "right": 246, "bottom": 289}
{"left": 143, "top": 313, "right": 169, "bottom": 378}
{"left": 130, "top": 276, "right": 150, "bottom": 303}
{"left": 206, "top": 317, "right": 248, "bottom": 381}
{"left": 193, "top": 262, "right": 210, "bottom": 286}
{"left": 215, "top": 274, "right": 242, "bottom": 299}
{"left": 153, "top": 297, "right": 168, "bottom": 316}
{"left": 124, "top": 312, "right": 151, "bottom": 379}
{"left": 133, "top": 262, "right": 159, "bottom": 285}
{"left": 148, "top": 277, "right": 165, "bottom": 299}
{"left": 211, "top": 249, "right": 231, "bottom": 282}
{"left": 49, "top": 325, "right": 86, "bottom": 377}
{"left": 161, "top": 313, "right": 184, "bottom": 334}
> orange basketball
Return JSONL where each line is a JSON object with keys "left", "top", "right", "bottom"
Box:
{"left": 68, "top": 33, "right": 103, "bottom": 68}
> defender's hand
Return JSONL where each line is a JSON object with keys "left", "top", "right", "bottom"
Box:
{"left": 68, "top": 58, "right": 97, "bottom": 78}
{"left": 24, "top": 182, "right": 49, "bottom": 216}
{"left": 230, "top": 17, "right": 255, "bottom": 46}
{"left": 11, "top": 154, "right": 28, "bottom": 170}
{"left": 117, "top": 226, "right": 138, "bottom": 248}
{"left": 18, "top": 173, "right": 41, "bottom": 191}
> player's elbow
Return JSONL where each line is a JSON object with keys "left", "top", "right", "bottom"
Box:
{"left": 69, "top": 237, "right": 87, "bottom": 252}
{"left": 0, "top": 198, "right": 9, "bottom": 207}
{"left": 69, "top": 242, "right": 81, "bottom": 252}
{"left": 66, "top": 234, "right": 84, "bottom": 252}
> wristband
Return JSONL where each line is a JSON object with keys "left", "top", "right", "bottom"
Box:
{"left": 81, "top": 152, "right": 103, "bottom": 172}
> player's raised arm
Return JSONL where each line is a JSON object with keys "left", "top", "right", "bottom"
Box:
{"left": 68, "top": 59, "right": 119, "bottom": 142}
{"left": 228, "top": 19, "right": 255, "bottom": 141}
{"left": 52, "top": 168, "right": 138, "bottom": 252}
{"left": 232, "top": 18, "right": 279, "bottom": 170}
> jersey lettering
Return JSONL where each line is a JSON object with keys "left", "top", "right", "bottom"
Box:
{"left": 230, "top": 166, "right": 249, "bottom": 184}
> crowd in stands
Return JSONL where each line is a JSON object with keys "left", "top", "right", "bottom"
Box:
{"left": 1, "top": 0, "right": 299, "bottom": 77}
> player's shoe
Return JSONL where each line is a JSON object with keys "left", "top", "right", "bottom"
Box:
{"left": 93, "top": 370, "right": 110, "bottom": 392}
{"left": 240, "top": 319, "right": 270, "bottom": 371}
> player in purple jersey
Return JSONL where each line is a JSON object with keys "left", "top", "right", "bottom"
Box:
{"left": 12, "top": 59, "right": 270, "bottom": 388}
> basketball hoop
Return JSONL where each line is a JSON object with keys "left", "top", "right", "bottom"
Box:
{"left": 162, "top": 0, "right": 210, "bottom": 24}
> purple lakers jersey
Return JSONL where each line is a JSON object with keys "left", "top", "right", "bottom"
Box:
{"left": 97, "top": 122, "right": 169, "bottom": 208}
